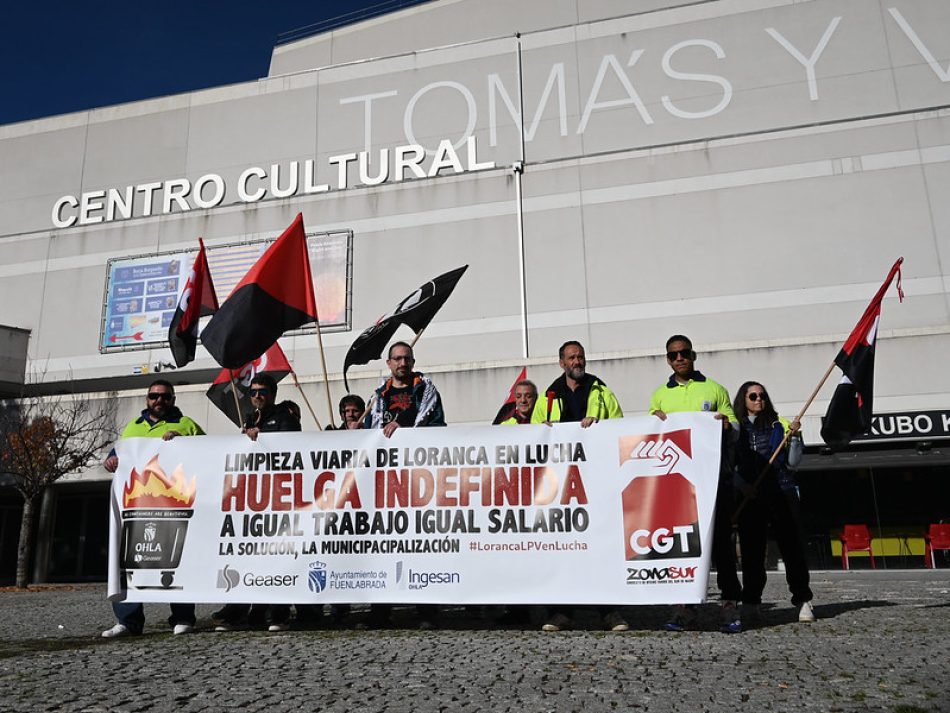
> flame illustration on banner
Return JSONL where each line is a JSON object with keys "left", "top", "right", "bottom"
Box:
{"left": 618, "top": 430, "right": 701, "bottom": 561}
{"left": 123, "top": 455, "right": 197, "bottom": 508}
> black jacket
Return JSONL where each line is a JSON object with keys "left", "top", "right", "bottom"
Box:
{"left": 243, "top": 401, "right": 301, "bottom": 433}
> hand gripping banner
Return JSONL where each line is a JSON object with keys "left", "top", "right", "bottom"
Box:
{"left": 108, "top": 414, "right": 721, "bottom": 606}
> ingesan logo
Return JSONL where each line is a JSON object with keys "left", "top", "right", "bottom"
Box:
{"left": 217, "top": 565, "right": 240, "bottom": 592}
{"left": 618, "top": 429, "right": 701, "bottom": 561}
{"left": 395, "top": 560, "right": 404, "bottom": 585}
{"left": 308, "top": 561, "right": 328, "bottom": 594}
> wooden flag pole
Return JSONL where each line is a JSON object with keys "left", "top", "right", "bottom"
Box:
{"left": 313, "top": 324, "right": 336, "bottom": 429}
{"left": 227, "top": 370, "right": 244, "bottom": 430}
{"left": 354, "top": 328, "right": 429, "bottom": 427}
{"left": 290, "top": 369, "right": 323, "bottom": 430}
{"left": 732, "top": 361, "right": 837, "bottom": 523}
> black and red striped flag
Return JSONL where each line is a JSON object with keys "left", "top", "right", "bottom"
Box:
{"left": 206, "top": 343, "right": 293, "bottom": 427}
{"left": 201, "top": 214, "right": 319, "bottom": 369}
{"left": 167, "top": 238, "right": 219, "bottom": 367}
{"left": 821, "top": 257, "right": 904, "bottom": 448}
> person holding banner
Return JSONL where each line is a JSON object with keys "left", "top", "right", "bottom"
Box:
{"left": 101, "top": 380, "right": 204, "bottom": 638}
{"left": 213, "top": 374, "right": 300, "bottom": 632}
{"left": 363, "top": 342, "right": 446, "bottom": 434}
{"left": 732, "top": 382, "right": 814, "bottom": 624}
{"left": 650, "top": 335, "right": 742, "bottom": 633}
{"left": 531, "top": 341, "right": 622, "bottom": 426}
{"left": 500, "top": 380, "right": 538, "bottom": 426}
{"left": 495, "top": 379, "right": 538, "bottom": 626}
{"left": 330, "top": 394, "right": 365, "bottom": 430}
{"left": 533, "top": 341, "right": 628, "bottom": 633}
{"left": 362, "top": 342, "right": 444, "bottom": 629}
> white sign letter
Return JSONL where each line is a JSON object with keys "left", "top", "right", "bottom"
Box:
{"left": 404, "top": 81, "right": 478, "bottom": 151}
{"left": 577, "top": 51, "right": 654, "bottom": 134}
{"left": 766, "top": 17, "right": 842, "bottom": 101}
{"left": 340, "top": 90, "right": 399, "bottom": 152}
{"left": 661, "top": 40, "right": 733, "bottom": 119}
{"left": 52, "top": 195, "right": 78, "bottom": 228}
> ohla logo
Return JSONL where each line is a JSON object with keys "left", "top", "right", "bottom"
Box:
{"left": 618, "top": 429, "right": 701, "bottom": 561}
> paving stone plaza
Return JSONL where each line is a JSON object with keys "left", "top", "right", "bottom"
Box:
{"left": 1, "top": 569, "right": 947, "bottom": 712}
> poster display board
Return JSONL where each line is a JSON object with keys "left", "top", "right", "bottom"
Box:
{"left": 100, "top": 231, "right": 351, "bottom": 352}
{"left": 108, "top": 415, "right": 722, "bottom": 605}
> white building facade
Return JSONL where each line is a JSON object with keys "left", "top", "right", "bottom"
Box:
{"left": 1, "top": 0, "right": 948, "bottom": 581}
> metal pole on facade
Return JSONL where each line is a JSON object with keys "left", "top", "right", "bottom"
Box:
{"left": 514, "top": 34, "right": 529, "bottom": 359}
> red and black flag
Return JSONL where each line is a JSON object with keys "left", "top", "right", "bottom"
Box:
{"left": 206, "top": 343, "right": 293, "bottom": 427}
{"left": 821, "top": 257, "right": 904, "bottom": 448}
{"left": 342, "top": 265, "right": 468, "bottom": 390}
{"left": 201, "top": 213, "right": 319, "bottom": 369}
{"left": 168, "top": 238, "right": 219, "bottom": 367}
{"left": 492, "top": 367, "right": 528, "bottom": 424}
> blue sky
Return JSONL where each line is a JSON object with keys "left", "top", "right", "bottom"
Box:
{"left": 0, "top": 1, "right": 427, "bottom": 126}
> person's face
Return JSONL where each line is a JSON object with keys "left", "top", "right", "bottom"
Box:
{"left": 146, "top": 384, "right": 174, "bottom": 419}
{"left": 341, "top": 403, "right": 363, "bottom": 424}
{"left": 513, "top": 385, "right": 538, "bottom": 417}
{"left": 559, "top": 345, "right": 586, "bottom": 381}
{"left": 249, "top": 382, "right": 275, "bottom": 410}
{"left": 745, "top": 385, "right": 767, "bottom": 415}
{"left": 666, "top": 340, "right": 695, "bottom": 379}
{"left": 386, "top": 346, "right": 414, "bottom": 380}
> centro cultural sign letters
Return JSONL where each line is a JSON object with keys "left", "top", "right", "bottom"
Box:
{"left": 52, "top": 137, "right": 494, "bottom": 228}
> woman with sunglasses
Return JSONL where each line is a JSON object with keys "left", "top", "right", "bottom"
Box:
{"left": 732, "top": 381, "right": 815, "bottom": 624}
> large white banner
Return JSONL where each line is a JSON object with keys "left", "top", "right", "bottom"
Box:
{"left": 108, "top": 414, "right": 722, "bottom": 606}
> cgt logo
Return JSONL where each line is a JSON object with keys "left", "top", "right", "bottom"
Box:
{"left": 217, "top": 564, "right": 240, "bottom": 592}
{"left": 618, "top": 429, "right": 702, "bottom": 561}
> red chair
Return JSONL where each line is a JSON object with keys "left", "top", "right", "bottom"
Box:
{"left": 924, "top": 524, "right": 950, "bottom": 568}
{"left": 840, "top": 525, "right": 876, "bottom": 569}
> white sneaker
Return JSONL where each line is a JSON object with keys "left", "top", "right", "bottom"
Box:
{"left": 172, "top": 624, "right": 195, "bottom": 635}
{"left": 101, "top": 623, "right": 132, "bottom": 638}
{"left": 798, "top": 601, "right": 816, "bottom": 622}
{"left": 268, "top": 622, "right": 290, "bottom": 632}
{"left": 541, "top": 613, "right": 573, "bottom": 632}
{"left": 604, "top": 611, "right": 629, "bottom": 632}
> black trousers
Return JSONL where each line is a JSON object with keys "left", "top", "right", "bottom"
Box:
{"left": 737, "top": 484, "right": 813, "bottom": 606}
{"left": 712, "top": 479, "right": 743, "bottom": 602}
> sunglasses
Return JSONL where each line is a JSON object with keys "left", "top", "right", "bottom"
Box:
{"left": 666, "top": 349, "right": 693, "bottom": 361}
{"left": 147, "top": 392, "right": 173, "bottom": 401}
{"left": 747, "top": 392, "right": 767, "bottom": 402}
{"left": 249, "top": 388, "right": 271, "bottom": 396}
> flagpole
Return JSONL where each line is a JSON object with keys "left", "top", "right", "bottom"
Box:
{"left": 290, "top": 370, "right": 323, "bottom": 430}
{"left": 312, "top": 325, "right": 337, "bottom": 428}
{"left": 227, "top": 370, "right": 244, "bottom": 430}
{"left": 732, "top": 361, "right": 836, "bottom": 523}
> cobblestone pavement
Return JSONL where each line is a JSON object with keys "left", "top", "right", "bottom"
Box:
{"left": 1, "top": 570, "right": 947, "bottom": 713}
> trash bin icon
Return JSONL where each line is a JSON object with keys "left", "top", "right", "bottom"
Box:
{"left": 121, "top": 511, "right": 193, "bottom": 589}
{"left": 119, "top": 455, "right": 197, "bottom": 590}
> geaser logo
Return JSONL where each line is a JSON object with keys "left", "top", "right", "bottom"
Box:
{"left": 215, "top": 565, "right": 299, "bottom": 590}
{"left": 217, "top": 565, "right": 240, "bottom": 593}
{"left": 308, "top": 561, "right": 328, "bottom": 594}
{"left": 618, "top": 429, "right": 702, "bottom": 561}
